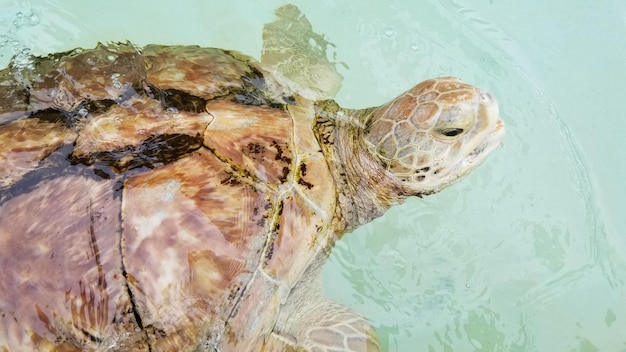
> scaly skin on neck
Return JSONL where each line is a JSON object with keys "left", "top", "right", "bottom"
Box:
{"left": 313, "top": 100, "right": 422, "bottom": 235}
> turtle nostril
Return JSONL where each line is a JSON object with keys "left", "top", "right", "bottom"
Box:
{"left": 480, "top": 92, "right": 493, "bottom": 103}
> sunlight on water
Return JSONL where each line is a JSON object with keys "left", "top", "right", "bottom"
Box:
{"left": 1, "top": 0, "right": 624, "bottom": 351}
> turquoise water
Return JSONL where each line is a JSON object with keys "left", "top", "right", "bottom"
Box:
{"left": 1, "top": 1, "right": 624, "bottom": 351}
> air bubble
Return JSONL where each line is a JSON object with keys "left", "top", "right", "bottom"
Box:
{"left": 29, "top": 14, "right": 40, "bottom": 26}
{"left": 383, "top": 28, "right": 395, "bottom": 38}
{"left": 12, "top": 10, "right": 40, "bottom": 29}
{"left": 410, "top": 43, "right": 419, "bottom": 51}
{"left": 166, "top": 107, "right": 179, "bottom": 114}
{"left": 12, "top": 48, "right": 33, "bottom": 70}
{"left": 107, "top": 55, "right": 116, "bottom": 61}
{"left": 78, "top": 108, "right": 88, "bottom": 117}
{"left": 111, "top": 73, "right": 123, "bottom": 90}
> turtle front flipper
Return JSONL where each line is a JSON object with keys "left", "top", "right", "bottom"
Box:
{"left": 261, "top": 4, "right": 343, "bottom": 101}
{"left": 269, "top": 301, "right": 380, "bottom": 352}
{"left": 260, "top": 270, "right": 381, "bottom": 352}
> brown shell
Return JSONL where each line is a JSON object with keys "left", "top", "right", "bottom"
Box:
{"left": 0, "top": 43, "right": 336, "bottom": 351}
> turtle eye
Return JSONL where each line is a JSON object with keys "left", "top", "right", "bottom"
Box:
{"left": 440, "top": 128, "right": 464, "bottom": 137}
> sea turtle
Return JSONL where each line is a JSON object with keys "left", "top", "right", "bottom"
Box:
{"left": 0, "top": 5, "right": 504, "bottom": 352}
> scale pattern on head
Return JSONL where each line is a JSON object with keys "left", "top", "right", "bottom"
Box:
{"left": 363, "top": 77, "right": 501, "bottom": 192}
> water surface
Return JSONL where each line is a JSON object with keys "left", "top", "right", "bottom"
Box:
{"left": 1, "top": 1, "right": 624, "bottom": 351}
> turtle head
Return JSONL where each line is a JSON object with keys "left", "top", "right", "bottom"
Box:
{"left": 363, "top": 77, "right": 504, "bottom": 195}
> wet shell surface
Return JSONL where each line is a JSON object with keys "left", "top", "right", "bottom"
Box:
{"left": 0, "top": 42, "right": 338, "bottom": 351}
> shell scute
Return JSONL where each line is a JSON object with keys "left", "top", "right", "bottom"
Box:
{"left": 121, "top": 148, "right": 275, "bottom": 348}
{"left": 27, "top": 42, "right": 144, "bottom": 112}
{"left": 262, "top": 192, "right": 329, "bottom": 284}
{"left": 0, "top": 175, "right": 144, "bottom": 349}
{"left": 143, "top": 45, "right": 260, "bottom": 101}
{"left": 0, "top": 116, "right": 76, "bottom": 188}
{"left": 204, "top": 99, "right": 294, "bottom": 188}
{"left": 72, "top": 96, "right": 212, "bottom": 172}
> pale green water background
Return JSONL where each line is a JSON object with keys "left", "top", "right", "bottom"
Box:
{"left": 1, "top": 1, "right": 625, "bottom": 351}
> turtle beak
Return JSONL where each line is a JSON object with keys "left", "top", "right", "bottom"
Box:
{"left": 468, "top": 117, "right": 505, "bottom": 159}
{"left": 494, "top": 118, "right": 505, "bottom": 133}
